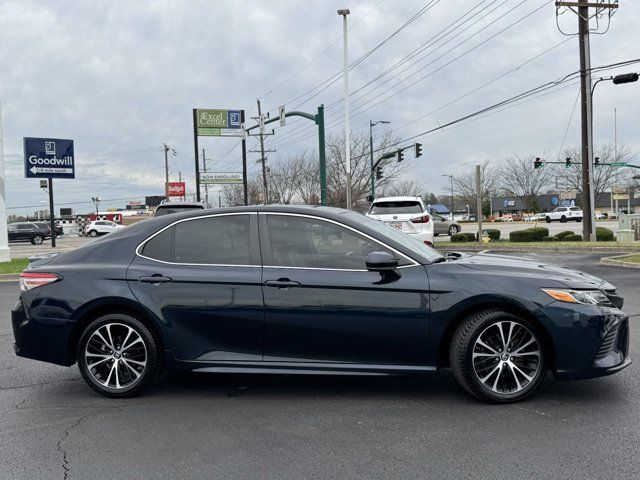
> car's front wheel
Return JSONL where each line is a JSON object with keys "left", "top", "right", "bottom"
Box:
{"left": 31, "top": 235, "right": 44, "bottom": 245}
{"left": 449, "top": 225, "right": 459, "bottom": 236}
{"left": 77, "top": 314, "right": 161, "bottom": 398}
{"left": 88, "top": 230, "right": 98, "bottom": 237}
{"left": 545, "top": 216, "right": 551, "bottom": 223}
{"left": 450, "top": 309, "right": 546, "bottom": 403}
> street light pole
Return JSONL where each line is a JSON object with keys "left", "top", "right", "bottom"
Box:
{"left": 91, "top": 196, "right": 101, "bottom": 218}
{"left": 442, "top": 174, "right": 454, "bottom": 221}
{"left": 338, "top": 8, "right": 351, "bottom": 209}
{"left": 369, "top": 120, "right": 390, "bottom": 200}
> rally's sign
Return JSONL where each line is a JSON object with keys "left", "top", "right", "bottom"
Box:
{"left": 23, "top": 137, "right": 75, "bottom": 179}
{"left": 196, "top": 109, "right": 243, "bottom": 137}
{"left": 167, "top": 182, "right": 186, "bottom": 196}
{"left": 200, "top": 172, "right": 243, "bottom": 184}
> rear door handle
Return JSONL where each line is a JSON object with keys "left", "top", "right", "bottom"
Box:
{"left": 139, "top": 275, "right": 172, "bottom": 284}
{"left": 264, "top": 279, "right": 301, "bottom": 289}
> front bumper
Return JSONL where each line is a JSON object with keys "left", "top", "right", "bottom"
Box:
{"left": 12, "top": 298, "right": 76, "bottom": 366}
{"left": 536, "top": 302, "right": 631, "bottom": 380}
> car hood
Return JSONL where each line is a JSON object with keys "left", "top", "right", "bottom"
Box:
{"left": 449, "top": 252, "right": 614, "bottom": 290}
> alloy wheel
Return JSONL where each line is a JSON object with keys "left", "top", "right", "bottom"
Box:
{"left": 472, "top": 320, "right": 541, "bottom": 395}
{"left": 84, "top": 323, "right": 147, "bottom": 389}
{"left": 449, "top": 225, "right": 458, "bottom": 236}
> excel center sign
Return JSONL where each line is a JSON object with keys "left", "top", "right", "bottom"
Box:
{"left": 196, "top": 109, "right": 243, "bottom": 137}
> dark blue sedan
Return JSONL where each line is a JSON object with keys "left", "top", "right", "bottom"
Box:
{"left": 12, "top": 206, "right": 630, "bottom": 402}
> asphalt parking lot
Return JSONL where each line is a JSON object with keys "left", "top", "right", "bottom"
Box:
{"left": 0, "top": 253, "right": 638, "bottom": 479}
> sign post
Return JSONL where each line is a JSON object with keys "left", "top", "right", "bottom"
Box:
{"left": 23, "top": 137, "right": 75, "bottom": 248}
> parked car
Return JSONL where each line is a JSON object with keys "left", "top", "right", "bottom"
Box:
{"left": 154, "top": 201, "right": 208, "bottom": 217}
{"left": 35, "top": 221, "right": 63, "bottom": 237}
{"left": 496, "top": 216, "right": 513, "bottom": 222}
{"left": 14, "top": 206, "right": 630, "bottom": 403}
{"left": 607, "top": 211, "right": 619, "bottom": 220}
{"left": 84, "top": 220, "right": 124, "bottom": 237}
{"left": 7, "top": 222, "right": 50, "bottom": 245}
{"left": 545, "top": 206, "right": 583, "bottom": 223}
{"left": 432, "top": 213, "right": 461, "bottom": 236}
{"left": 366, "top": 196, "right": 434, "bottom": 245}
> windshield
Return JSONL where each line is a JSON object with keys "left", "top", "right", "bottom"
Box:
{"left": 155, "top": 206, "right": 203, "bottom": 216}
{"left": 369, "top": 201, "right": 422, "bottom": 215}
{"left": 345, "top": 212, "right": 442, "bottom": 263}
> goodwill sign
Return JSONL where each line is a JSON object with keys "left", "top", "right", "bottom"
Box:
{"left": 23, "top": 137, "right": 75, "bottom": 179}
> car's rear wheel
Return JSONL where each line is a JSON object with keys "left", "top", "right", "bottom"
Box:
{"left": 449, "top": 225, "right": 459, "bottom": 236}
{"left": 545, "top": 216, "right": 551, "bottom": 223}
{"left": 31, "top": 235, "right": 44, "bottom": 245}
{"left": 88, "top": 230, "right": 98, "bottom": 237}
{"left": 77, "top": 314, "right": 161, "bottom": 398}
{"left": 450, "top": 309, "right": 546, "bottom": 403}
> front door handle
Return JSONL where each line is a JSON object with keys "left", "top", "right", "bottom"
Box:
{"left": 264, "top": 279, "right": 301, "bottom": 289}
{"left": 139, "top": 275, "right": 172, "bottom": 284}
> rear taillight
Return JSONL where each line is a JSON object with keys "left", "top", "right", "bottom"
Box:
{"left": 410, "top": 215, "right": 430, "bottom": 224}
{"left": 19, "top": 272, "right": 61, "bottom": 292}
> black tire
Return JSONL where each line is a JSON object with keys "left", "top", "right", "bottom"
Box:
{"left": 77, "top": 314, "right": 161, "bottom": 398}
{"left": 545, "top": 216, "right": 551, "bottom": 223}
{"left": 449, "top": 225, "right": 459, "bottom": 236}
{"left": 560, "top": 216, "right": 567, "bottom": 223}
{"left": 89, "top": 230, "right": 98, "bottom": 237}
{"left": 31, "top": 235, "right": 44, "bottom": 245}
{"left": 450, "top": 309, "right": 547, "bottom": 403}
{"left": 576, "top": 218, "right": 582, "bottom": 223}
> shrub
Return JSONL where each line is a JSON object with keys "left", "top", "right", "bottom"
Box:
{"left": 563, "top": 234, "right": 583, "bottom": 242}
{"left": 596, "top": 227, "right": 615, "bottom": 242}
{"left": 509, "top": 229, "right": 536, "bottom": 242}
{"left": 542, "top": 236, "right": 558, "bottom": 242}
{"left": 555, "top": 230, "right": 575, "bottom": 241}
{"left": 483, "top": 229, "right": 501, "bottom": 241}
{"left": 451, "top": 232, "right": 477, "bottom": 243}
{"left": 528, "top": 227, "right": 549, "bottom": 241}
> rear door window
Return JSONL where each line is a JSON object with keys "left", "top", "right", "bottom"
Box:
{"left": 369, "top": 201, "right": 423, "bottom": 215}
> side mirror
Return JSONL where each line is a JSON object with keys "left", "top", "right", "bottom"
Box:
{"left": 365, "top": 251, "right": 398, "bottom": 271}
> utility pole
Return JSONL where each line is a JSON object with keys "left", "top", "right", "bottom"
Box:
{"left": 442, "top": 174, "right": 454, "bottom": 221}
{"left": 257, "top": 99, "right": 269, "bottom": 205}
{"left": 163, "top": 143, "right": 169, "bottom": 201}
{"left": 555, "top": 0, "right": 619, "bottom": 241}
{"left": 476, "top": 165, "right": 483, "bottom": 242}
{"left": 202, "top": 148, "right": 209, "bottom": 204}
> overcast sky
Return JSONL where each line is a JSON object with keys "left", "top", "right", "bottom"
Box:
{"left": 1, "top": 0, "right": 638, "bottom": 215}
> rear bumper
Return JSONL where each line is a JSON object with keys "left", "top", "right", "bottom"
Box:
{"left": 12, "top": 299, "right": 75, "bottom": 366}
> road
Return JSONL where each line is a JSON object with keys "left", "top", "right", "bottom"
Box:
{"left": 9, "top": 236, "right": 91, "bottom": 259}
{"left": 0, "top": 253, "right": 638, "bottom": 479}
{"left": 435, "top": 220, "right": 619, "bottom": 242}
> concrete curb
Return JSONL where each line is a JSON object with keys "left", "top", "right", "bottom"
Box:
{"left": 0, "top": 274, "right": 20, "bottom": 282}
{"left": 600, "top": 255, "right": 640, "bottom": 269}
{"left": 439, "top": 244, "right": 640, "bottom": 254}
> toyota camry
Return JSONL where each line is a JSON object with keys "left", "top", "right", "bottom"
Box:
{"left": 12, "top": 206, "right": 630, "bottom": 402}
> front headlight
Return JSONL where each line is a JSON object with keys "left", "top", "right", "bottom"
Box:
{"left": 542, "top": 288, "right": 611, "bottom": 306}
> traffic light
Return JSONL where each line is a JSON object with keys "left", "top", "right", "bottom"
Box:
{"left": 376, "top": 166, "right": 383, "bottom": 180}
{"left": 565, "top": 157, "right": 571, "bottom": 168}
{"left": 594, "top": 156, "right": 600, "bottom": 167}
{"left": 534, "top": 157, "right": 543, "bottom": 169}
{"left": 415, "top": 143, "right": 423, "bottom": 158}
{"left": 397, "top": 149, "right": 404, "bottom": 162}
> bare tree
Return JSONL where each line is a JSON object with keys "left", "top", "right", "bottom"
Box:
{"left": 325, "top": 130, "right": 405, "bottom": 208}
{"left": 500, "top": 154, "right": 550, "bottom": 212}
{"left": 554, "top": 144, "right": 634, "bottom": 203}
{"left": 378, "top": 179, "right": 425, "bottom": 197}
{"left": 452, "top": 160, "right": 502, "bottom": 213}
{"left": 268, "top": 152, "right": 309, "bottom": 204}
{"left": 222, "top": 175, "right": 263, "bottom": 206}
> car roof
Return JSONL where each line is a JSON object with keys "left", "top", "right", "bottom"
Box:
{"left": 156, "top": 202, "right": 206, "bottom": 207}
{"left": 370, "top": 196, "right": 423, "bottom": 203}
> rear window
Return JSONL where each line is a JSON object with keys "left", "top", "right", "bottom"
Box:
{"left": 370, "top": 201, "right": 422, "bottom": 215}
{"left": 154, "top": 205, "right": 204, "bottom": 217}
{"left": 569, "top": 207, "right": 581, "bottom": 211}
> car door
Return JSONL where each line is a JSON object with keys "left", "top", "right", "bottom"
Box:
{"left": 259, "top": 213, "right": 431, "bottom": 367}
{"left": 127, "top": 213, "right": 264, "bottom": 362}
{"left": 433, "top": 214, "right": 448, "bottom": 235}
{"left": 17, "top": 223, "right": 34, "bottom": 241}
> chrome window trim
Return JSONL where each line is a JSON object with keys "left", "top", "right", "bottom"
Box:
{"left": 135, "top": 212, "right": 257, "bottom": 267}
{"left": 260, "top": 212, "right": 420, "bottom": 269}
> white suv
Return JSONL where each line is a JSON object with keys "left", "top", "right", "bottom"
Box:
{"left": 545, "top": 206, "right": 583, "bottom": 223}
{"left": 84, "top": 220, "right": 124, "bottom": 237}
{"left": 365, "top": 196, "right": 434, "bottom": 246}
